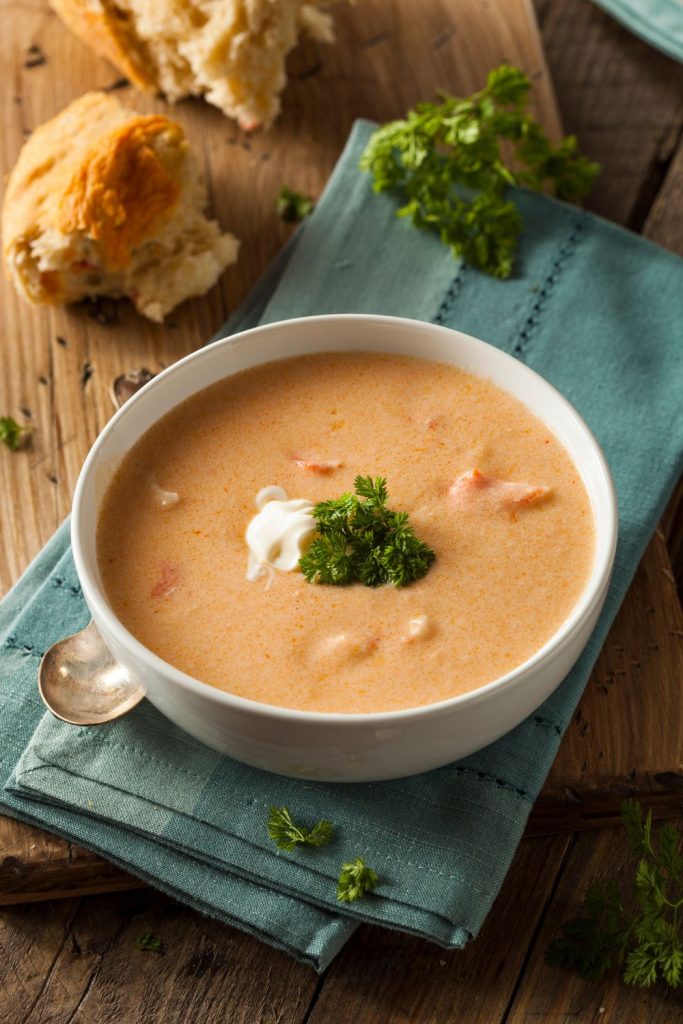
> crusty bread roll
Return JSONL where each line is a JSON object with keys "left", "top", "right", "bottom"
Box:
{"left": 51, "top": 0, "right": 337, "bottom": 129}
{"left": 2, "top": 92, "right": 238, "bottom": 322}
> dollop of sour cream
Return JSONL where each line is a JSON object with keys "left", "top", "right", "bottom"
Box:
{"left": 246, "top": 485, "right": 317, "bottom": 582}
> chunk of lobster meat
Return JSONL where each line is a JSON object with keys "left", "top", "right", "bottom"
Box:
{"left": 292, "top": 454, "right": 343, "bottom": 474}
{"left": 150, "top": 562, "right": 180, "bottom": 598}
{"left": 399, "top": 614, "right": 434, "bottom": 644}
{"left": 312, "top": 632, "right": 378, "bottom": 672}
{"left": 448, "top": 469, "right": 551, "bottom": 510}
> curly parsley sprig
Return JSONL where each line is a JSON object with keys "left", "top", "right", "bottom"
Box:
{"left": 0, "top": 416, "right": 29, "bottom": 451}
{"left": 277, "top": 185, "right": 315, "bottom": 222}
{"left": 267, "top": 808, "right": 379, "bottom": 902}
{"left": 268, "top": 806, "right": 333, "bottom": 851}
{"left": 360, "top": 64, "right": 599, "bottom": 279}
{"left": 299, "top": 476, "right": 435, "bottom": 588}
{"left": 337, "top": 858, "right": 379, "bottom": 903}
{"left": 547, "top": 800, "right": 683, "bottom": 989}
{"left": 135, "top": 932, "right": 163, "bottom": 953}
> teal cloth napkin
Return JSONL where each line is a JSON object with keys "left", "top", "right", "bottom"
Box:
{"left": 592, "top": 1, "right": 683, "bottom": 64}
{"left": 2, "top": 120, "right": 683, "bottom": 972}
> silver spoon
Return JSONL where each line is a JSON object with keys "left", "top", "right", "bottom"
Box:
{"left": 39, "top": 621, "right": 145, "bottom": 725}
{"left": 38, "top": 368, "right": 155, "bottom": 725}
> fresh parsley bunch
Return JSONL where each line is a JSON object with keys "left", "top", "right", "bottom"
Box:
{"left": 299, "top": 475, "right": 435, "bottom": 588}
{"left": 360, "top": 65, "right": 599, "bottom": 279}
{"left": 547, "top": 801, "right": 683, "bottom": 989}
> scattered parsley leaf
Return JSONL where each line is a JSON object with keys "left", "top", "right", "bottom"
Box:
{"left": 300, "top": 475, "right": 435, "bottom": 588}
{"left": 547, "top": 800, "right": 683, "bottom": 989}
{"left": 360, "top": 64, "right": 599, "bottom": 279}
{"left": 0, "top": 416, "right": 28, "bottom": 451}
{"left": 337, "top": 857, "right": 379, "bottom": 903}
{"left": 135, "top": 932, "right": 163, "bottom": 953}
{"left": 277, "top": 185, "right": 315, "bottom": 222}
{"left": 268, "top": 806, "right": 333, "bottom": 851}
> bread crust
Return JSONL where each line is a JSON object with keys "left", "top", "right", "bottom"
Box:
{"left": 1, "top": 91, "right": 239, "bottom": 321}
{"left": 3, "top": 94, "right": 183, "bottom": 291}
{"left": 50, "top": 0, "right": 155, "bottom": 91}
{"left": 50, "top": 0, "right": 338, "bottom": 128}
{"left": 3, "top": 93, "right": 129, "bottom": 293}
{"left": 58, "top": 116, "right": 184, "bottom": 269}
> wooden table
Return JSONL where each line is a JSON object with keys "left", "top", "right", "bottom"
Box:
{"left": 2, "top": 0, "right": 683, "bottom": 1020}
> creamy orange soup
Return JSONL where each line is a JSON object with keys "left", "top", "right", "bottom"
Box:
{"left": 97, "top": 352, "right": 594, "bottom": 713}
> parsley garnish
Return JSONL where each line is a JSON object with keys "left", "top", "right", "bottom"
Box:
{"left": 277, "top": 185, "right": 314, "bottom": 222}
{"left": 268, "top": 806, "right": 333, "bottom": 851}
{"left": 360, "top": 64, "right": 599, "bottom": 279}
{"left": 267, "top": 809, "right": 379, "bottom": 903}
{"left": 337, "top": 857, "right": 379, "bottom": 903}
{"left": 547, "top": 800, "right": 683, "bottom": 988}
{"left": 0, "top": 416, "right": 28, "bottom": 451}
{"left": 300, "top": 476, "right": 435, "bottom": 588}
{"left": 135, "top": 932, "right": 163, "bottom": 953}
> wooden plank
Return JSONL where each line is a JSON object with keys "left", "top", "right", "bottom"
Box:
{"left": 1, "top": 0, "right": 682, "bottom": 900}
{"left": 0, "top": 897, "right": 83, "bottom": 1018}
{"left": 304, "top": 836, "right": 570, "bottom": 1024}
{"left": 0, "top": 0, "right": 564, "bottom": 900}
{"left": 505, "top": 823, "right": 683, "bottom": 1022}
{"left": 2, "top": 529, "right": 680, "bottom": 906}
{"left": 531, "top": 529, "right": 683, "bottom": 833}
{"left": 0, "top": 0, "right": 560, "bottom": 592}
{"left": 0, "top": 2, "right": 681, "bottom": 1018}
{"left": 0, "top": 817, "right": 142, "bottom": 906}
{"left": 525, "top": 0, "right": 683, "bottom": 833}
{"left": 536, "top": 0, "right": 683, "bottom": 228}
{"left": 0, "top": 888, "right": 318, "bottom": 1024}
{"left": 644, "top": 129, "right": 683, "bottom": 257}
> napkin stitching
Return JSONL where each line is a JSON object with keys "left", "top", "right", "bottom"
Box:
{"left": 3, "top": 634, "right": 548, "bottom": 800}
{"left": 34, "top": 733, "right": 216, "bottom": 782}
{"left": 51, "top": 575, "right": 83, "bottom": 597}
{"left": 433, "top": 266, "right": 467, "bottom": 325}
{"left": 246, "top": 796, "right": 502, "bottom": 872}
{"left": 443, "top": 765, "right": 531, "bottom": 800}
{"left": 510, "top": 218, "right": 587, "bottom": 359}
{"left": 2, "top": 636, "right": 46, "bottom": 659}
{"left": 532, "top": 714, "right": 563, "bottom": 737}
{"left": 2, "top": 625, "right": 561, "bottom": 742}
{"left": 45, "top": 729, "right": 535, "bottom": 804}
{"left": 0, "top": 797, "right": 338, "bottom": 965}
{"left": 15, "top": 764, "right": 493, "bottom": 926}
{"left": 15, "top": 759, "right": 496, "bottom": 892}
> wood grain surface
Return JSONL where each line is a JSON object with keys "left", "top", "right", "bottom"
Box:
{"left": 0, "top": 0, "right": 569, "bottom": 899}
{"left": 1, "top": 0, "right": 683, "bottom": 1019}
{"left": 3, "top": 828, "right": 682, "bottom": 1022}
{"left": 0, "top": 0, "right": 561, "bottom": 590}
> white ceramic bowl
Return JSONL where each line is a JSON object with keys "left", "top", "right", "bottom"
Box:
{"left": 72, "top": 314, "right": 618, "bottom": 782}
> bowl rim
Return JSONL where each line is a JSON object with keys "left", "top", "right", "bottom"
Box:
{"left": 72, "top": 313, "right": 618, "bottom": 725}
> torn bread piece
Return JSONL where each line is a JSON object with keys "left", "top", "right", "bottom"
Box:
{"left": 2, "top": 92, "right": 238, "bottom": 322}
{"left": 51, "top": 0, "right": 340, "bottom": 129}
